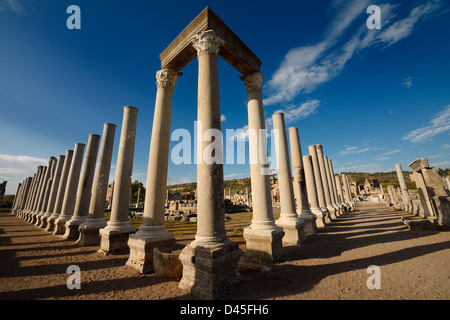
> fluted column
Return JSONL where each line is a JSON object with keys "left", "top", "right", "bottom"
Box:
{"left": 178, "top": 30, "right": 241, "bottom": 300}
{"left": 127, "top": 70, "right": 180, "bottom": 272}
{"left": 303, "top": 155, "right": 326, "bottom": 228}
{"left": 289, "top": 127, "right": 317, "bottom": 233}
{"left": 272, "top": 113, "right": 306, "bottom": 245}
{"left": 78, "top": 123, "right": 117, "bottom": 246}
{"left": 308, "top": 145, "right": 330, "bottom": 223}
{"left": 99, "top": 106, "right": 139, "bottom": 254}
{"left": 54, "top": 143, "right": 85, "bottom": 235}
{"left": 40, "top": 155, "right": 65, "bottom": 228}
{"left": 46, "top": 150, "right": 74, "bottom": 233}
{"left": 64, "top": 134, "right": 100, "bottom": 240}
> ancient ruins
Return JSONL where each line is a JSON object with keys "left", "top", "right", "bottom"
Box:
{"left": 7, "top": 7, "right": 450, "bottom": 300}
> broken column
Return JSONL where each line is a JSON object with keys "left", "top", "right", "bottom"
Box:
{"left": 127, "top": 69, "right": 181, "bottom": 273}
{"left": 99, "top": 106, "right": 139, "bottom": 254}
{"left": 78, "top": 123, "right": 117, "bottom": 246}
{"left": 272, "top": 113, "right": 306, "bottom": 245}
{"left": 395, "top": 163, "right": 412, "bottom": 212}
{"left": 64, "top": 134, "right": 100, "bottom": 240}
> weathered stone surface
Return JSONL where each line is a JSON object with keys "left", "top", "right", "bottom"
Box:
{"left": 153, "top": 247, "right": 183, "bottom": 280}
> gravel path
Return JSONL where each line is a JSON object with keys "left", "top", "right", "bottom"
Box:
{"left": 0, "top": 202, "right": 449, "bottom": 300}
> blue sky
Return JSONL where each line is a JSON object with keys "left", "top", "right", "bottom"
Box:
{"left": 1, "top": 0, "right": 449, "bottom": 195}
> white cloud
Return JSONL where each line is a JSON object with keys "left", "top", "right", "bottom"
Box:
{"left": 221, "top": 114, "right": 227, "bottom": 122}
{"left": 430, "top": 160, "right": 450, "bottom": 168}
{"left": 263, "top": 0, "right": 443, "bottom": 106}
{"left": 0, "top": 0, "right": 26, "bottom": 15}
{"left": 402, "top": 76, "right": 413, "bottom": 88}
{"left": 403, "top": 105, "right": 450, "bottom": 143}
{"left": 379, "top": 149, "right": 402, "bottom": 156}
{"left": 338, "top": 145, "right": 384, "bottom": 156}
{"left": 335, "top": 163, "right": 386, "bottom": 173}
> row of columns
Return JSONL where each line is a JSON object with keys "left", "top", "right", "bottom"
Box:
{"left": 9, "top": 28, "right": 356, "bottom": 300}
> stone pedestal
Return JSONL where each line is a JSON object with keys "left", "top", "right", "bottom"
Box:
{"left": 178, "top": 239, "right": 242, "bottom": 300}
{"left": 99, "top": 106, "right": 139, "bottom": 254}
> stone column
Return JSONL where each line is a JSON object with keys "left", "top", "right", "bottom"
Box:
{"left": 40, "top": 155, "right": 65, "bottom": 229}
{"left": 99, "top": 106, "right": 139, "bottom": 254}
{"left": 289, "top": 127, "right": 317, "bottom": 233}
{"left": 324, "top": 156, "right": 341, "bottom": 217}
{"left": 308, "top": 145, "right": 330, "bottom": 223}
{"left": 342, "top": 174, "right": 353, "bottom": 210}
{"left": 127, "top": 69, "right": 181, "bottom": 273}
{"left": 78, "top": 124, "right": 116, "bottom": 246}
{"left": 54, "top": 143, "right": 85, "bottom": 235}
{"left": 178, "top": 30, "right": 241, "bottom": 300}
{"left": 316, "top": 145, "right": 337, "bottom": 220}
{"left": 335, "top": 175, "right": 347, "bottom": 212}
{"left": 28, "top": 165, "right": 47, "bottom": 222}
{"left": 346, "top": 174, "right": 354, "bottom": 207}
{"left": 303, "top": 155, "right": 326, "bottom": 228}
{"left": 16, "top": 178, "right": 32, "bottom": 217}
{"left": 395, "top": 164, "right": 412, "bottom": 212}
{"left": 272, "top": 113, "right": 306, "bottom": 245}
{"left": 10, "top": 183, "right": 22, "bottom": 215}
{"left": 36, "top": 157, "right": 57, "bottom": 226}
{"left": 64, "top": 134, "right": 100, "bottom": 240}
{"left": 46, "top": 150, "right": 74, "bottom": 233}
{"left": 19, "top": 172, "right": 37, "bottom": 219}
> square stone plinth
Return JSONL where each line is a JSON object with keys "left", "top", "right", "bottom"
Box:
{"left": 243, "top": 227, "right": 286, "bottom": 264}
{"left": 99, "top": 226, "right": 137, "bottom": 255}
{"left": 126, "top": 232, "right": 175, "bottom": 274}
{"left": 178, "top": 239, "right": 242, "bottom": 300}
{"left": 276, "top": 218, "right": 307, "bottom": 245}
{"left": 76, "top": 221, "right": 107, "bottom": 247}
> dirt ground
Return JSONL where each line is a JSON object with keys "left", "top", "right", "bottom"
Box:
{"left": 0, "top": 202, "right": 449, "bottom": 301}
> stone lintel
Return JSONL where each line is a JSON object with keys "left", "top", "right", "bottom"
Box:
{"left": 408, "top": 158, "right": 430, "bottom": 172}
{"left": 159, "top": 7, "right": 261, "bottom": 75}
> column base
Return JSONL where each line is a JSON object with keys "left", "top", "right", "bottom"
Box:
{"left": 98, "top": 223, "right": 137, "bottom": 255}
{"left": 322, "top": 208, "right": 332, "bottom": 224}
{"left": 310, "top": 208, "right": 326, "bottom": 228}
{"left": 327, "top": 206, "right": 338, "bottom": 220}
{"left": 298, "top": 210, "right": 318, "bottom": 234}
{"left": 53, "top": 216, "right": 71, "bottom": 235}
{"left": 39, "top": 215, "right": 51, "bottom": 229}
{"left": 178, "top": 238, "right": 242, "bottom": 300}
{"left": 34, "top": 213, "right": 44, "bottom": 226}
{"left": 242, "top": 226, "right": 286, "bottom": 264}
{"left": 76, "top": 219, "right": 107, "bottom": 247}
{"left": 126, "top": 229, "right": 175, "bottom": 273}
{"left": 63, "top": 218, "right": 86, "bottom": 241}
{"left": 45, "top": 216, "right": 58, "bottom": 233}
{"left": 276, "top": 217, "right": 307, "bottom": 245}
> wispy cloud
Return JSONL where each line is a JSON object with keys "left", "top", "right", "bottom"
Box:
{"left": 379, "top": 149, "right": 402, "bottom": 156}
{"left": 335, "top": 163, "right": 386, "bottom": 173}
{"left": 338, "top": 144, "right": 384, "bottom": 156}
{"left": 403, "top": 105, "right": 450, "bottom": 143}
{"left": 402, "top": 76, "right": 413, "bottom": 88}
{"left": 0, "top": 0, "right": 27, "bottom": 15}
{"left": 221, "top": 114, "right": 227, "bottom": 122}
{"left": 263, "top": 0, "right": 443, "bottom": 106}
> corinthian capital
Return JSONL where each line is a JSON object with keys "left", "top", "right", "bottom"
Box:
{"left": 240, "top": 72, "right": 264, "bottom": 91}
{"left": 156, "top": 69, "right": 182, "bottom": 89}
{"left": 191, "top": 30, "right": 225, "bottom": 55}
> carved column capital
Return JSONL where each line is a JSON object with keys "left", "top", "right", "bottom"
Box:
{"left": 240, "top": 72, "right": 264, "bottom": 91}
{"left": 191, "top": 30, "right": 225, "bottom": 55}
{"left": 156, "top": 69, "right": 182, "bottom": 89}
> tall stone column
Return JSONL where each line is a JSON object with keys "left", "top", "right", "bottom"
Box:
{"left": 20, "top": 171, "right": 38, "bottom": 219}
{"left": 40, "top": 155, "right": 65, "bottom": 228}
{"left": 27, "top": 165, "right": 46, "bottom": 222}
{"left": 178, "top": 30, "right": 242, "bottom": 300}
{"left": 289, "top": 127, "right": 317, "bottom": 233}
{"left": 16, "top": 178, "right": 32, "bottom": 217}
{"left": 64, "top": 134, "right": 100, "bottom": 240}
{"left": 99, "top": 106, "right": 139, "bottom": 254}
{"left": 10, "top": 183, "right": 22, "bottom": 215}
{"left": 308, "top": 145, "right": 330, "bottom": 223}
{"left": 36, "top": 157, "right": 57, "bottom": 226}
{"left": 335, "top": 175, "right": 347, "bottom": 212}
{"left": 127, "top": 69, "right": 181, "bottom": 273}
{"left": 238, "top": 72, "right": 285, "bottom": 263}
{"left": 46, "top": 150, "right": 74, "bottom": 233}
{"left": 315, "top": 145, "right": 337, "bottom": 220}
{"left": 272, "top": 113, "right": 306, "bottom": 245}
{"left": 54, "top": 143, "right": 85, "bottom": 235}
{"left": 303, "top": 155, "right": 326, "bottom": 228}
{"left": 342, "top": 174, "right": 353, "bottom": 210}
{"left": 395, "top": 164, "right": 412, "bottom": 212}
{"left": 345, "top": 174, "right": 354, "bottom": 207}
{"left": 78, "top": 123, "right": 117, "bottom": 246}
{"left": 324, "top": 156, "right": 341, "bottom": 217}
